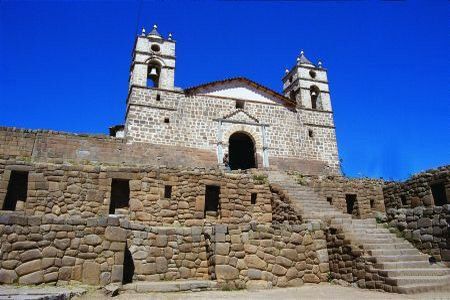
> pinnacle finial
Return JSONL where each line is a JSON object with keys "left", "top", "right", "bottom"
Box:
{"left": 296, "top": 57, "right": 300, "bottom": 62}
{"left": 153, "top": 24, "right": 158, "bottom": 29}
{"left": 168, "top": 33, "right": 173, "bottom": 40}
{"left": 300, "top": 50, "right": 304, "bottom": 55}
{"left": 285, "top": 68, "right": 289, "bottom": 74}
{"left": 141, "top": 27, "right": 146, "bottom": 36}
{"left": 318, "top": 60, "right": 323, "bottom": 68}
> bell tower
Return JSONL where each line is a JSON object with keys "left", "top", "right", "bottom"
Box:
{"left": 129, "top": 25, "right": 176, "bottom": 90}
{"left": 282, "top": 51, "right": 332, "bottom": 111}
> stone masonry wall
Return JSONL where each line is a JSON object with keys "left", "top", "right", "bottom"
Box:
{"left": 0, "top": 127, "right": 216, "bottom": 169}
{"left": 326, "top": 226, "right": 395, "bottom": 292}
{"left": 0, "top": 161, "right": 272, "bottom": 226}
{"left": 213, "top": 222, "right": 329, "bottom": 289}
{"left": 0, "top": 213, "right": 329, "bottom": 288}
{"left": 125, "top": 86, "right": 340, "bottom": 174}
{"left": 0, "top": 214, "right": 213, "bottom": 285}
{"left": 289, "top": 173, "right": 385, "bottom": 218}
{"left": 383, "top": 166, "right": 450, "bottom": 262}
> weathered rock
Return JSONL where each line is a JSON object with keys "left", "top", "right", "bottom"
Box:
{"left": 85, "top": 234, "right": 102, "bottom": 245}
{"left": 244, "top": 255, "right": 267, "bottom": 270}
{"left": 216, "top": 265, "right": 239, "bottom": 280}
{"left": 15, "top": 259, "right": 41, "bottom": 276}
{"left": 105, "top": 227, "right": 127, "bottom": 242}
{"left": 0, "top": 269, "right": 18, "bottom": 284}
{"left": 19, "top": 270, "right": 44, "bottom": 284}
{"left": 82, "top": 261, "right": 100, "bottom": 285}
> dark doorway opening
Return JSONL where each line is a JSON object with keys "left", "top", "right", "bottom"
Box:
{"left": 401, "top": 195, "right": 407, "bottom": 207}
{"left": 430, "top": 182, "right": 448, "bottom": 206}
{"left": 251, "top": 193, "right": 257, "bottom": 205}
{"left": 164, "top": 185, "right": 172, "bottom": 199}
{"left": 3, "top": 171, "right": 28, "bottom": 211}
{"left": 345, "top": 194, "right": 357, "bottom": 215}
{"left": 229, "top": 132, "right": 256, "bottom": 170}
{"left": 205, "top": 185, "right": 220, "bottom": 215}
{"left": 109, "top": 179, "right": 130, "bottom": 214}
{"left": 326, "top": 197, "right": 332, "bottom": 204}
{"left": 122, "top": 243, "right": 134, "bottom": 284}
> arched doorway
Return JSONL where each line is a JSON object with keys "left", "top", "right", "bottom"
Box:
{"left": 228, "top": 132, "right": 256, "bottom": 170}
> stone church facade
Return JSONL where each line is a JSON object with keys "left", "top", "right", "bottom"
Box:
{"left": 123, "top": 26, "right": 340, "bottom": 174}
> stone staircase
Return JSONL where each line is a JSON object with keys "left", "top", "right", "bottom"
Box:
{"left": 267, "top": 171, "right": 450, "bottom": 294}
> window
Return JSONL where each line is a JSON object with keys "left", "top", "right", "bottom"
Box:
{"left": 430, "top": 182, "right": 448, "bottom": 206}
{"left": 109, "top": 179, "right": 130, "bottom": 214}
{"left": 345, "top": 194, "right": 357, "bottom": 214}
{"left": 164, "top": 117, "right": 170, "bottom": 123}
{"left": 308, "top": 129, "right": 314, "bottom": 138}
{"left": 156, "top": 94, "right": 161, "bottom": 101}
{"left": 147, "top": 62, "right": 161, "bottom": 88}
{"left": 289, "top": 90, "right": 298, "bottom": 102}
{"left": 326, "top": 197, "right": 332, "bottom": 204}
{"left": 236, "top": 100, "right": 245, "bottom": 109}
{"left": 151, "top": 44, "right": 160, "bottom": 52}
{"left": 289, "top": 76, "right": 293, "bottom": 83}
{"left": 309, "top": 70, "right": 317, "bottom": 78}
{"left": 205, "top": 185, "right": 220, "bottom": 214}
{"left": 164, "top": 185, "right": 172, "bottom": 199}
{"left": 251, "top": 193, "right": 257, "bottom": 205}
{"left": 370, "top": 199, "right": 375, "bottom": 209}
{"left": 401, "top": 195, "right": 407, "bottom": 206}
{"left": 2, "top": 171, "right": 28, "bottom": 211}
{"left": 310, "top": 85, "right": 320, "bottom": 109}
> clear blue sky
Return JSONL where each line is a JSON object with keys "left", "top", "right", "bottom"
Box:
{"left": 0, "top": 1, "right": 448, "bottom": 180}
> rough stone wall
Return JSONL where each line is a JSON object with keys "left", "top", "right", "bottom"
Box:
{"left": 0, "top": 162, "right": 272, "bottom": 226}
{"left": 386, "top": 206, "right": 449, "bottom": 262}
{"left": 0, "top": 213, "right": 330, "bottom": 287}
{"left": 326, "top": 226, "right": 394, "bottom": 292}
{"left": 383, "top": 165, "right": 449, "bottom": 209}
{"left": 125, "top": 86, "right": 340, "bottom": 174}
{"left": 270, "top": 184, "right": 303, "bottom": 225}
{"left": 0, "top": 214, "right": 212, "bottom": 285}
{"left": 292, "top": 174, "right": 385, "bottom": 218}
{"left": 0, "top": 127, "right": 216, "bottom": 168}
{"left": 383, "top": 166, "right": 450, "bottom": 262}
{"left": 213, "top": 222, "right": 329, "bottom": 289}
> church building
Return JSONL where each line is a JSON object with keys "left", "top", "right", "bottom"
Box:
{"left": 120, "top": 25, "right": 340, "bottom": 174}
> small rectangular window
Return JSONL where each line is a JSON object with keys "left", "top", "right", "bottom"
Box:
{"left": 401, "top": 195, "right": 407, "bottom": 206}
{"left": 370, "top": 199, "right": 375, "bottom": 209}
{"left": 164, "top": 117, "right": 170, "bottom": 123}
{"left": 109, "top": 179, "right": 130, "bottom": 214}
{"left": 326, "top": 197, "right": 332, "bottom": 204}
{"left": 236, "top": 100, "right": 245, "bottom": 109}
{"left": 205, "top": 185, "right": 220, "bottom": 214}
{"left": 156, "top": 94, "right": 161, "bottom": 101}
{"left": 251, "top": 193, "right": 257, "bottom": 205}
{"left": 431, "top": 182, "right": 448, "bottom": 206}
{"left": 164, "top": 185, "right": 172, "bottom": 199}
{"left": 2, "top": 171, "right": 28, "bottom": 211}
{"left": 345, "top": 194, "right": 357, "bottom": 214}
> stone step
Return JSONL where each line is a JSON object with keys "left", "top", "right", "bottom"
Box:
{"left": 397, "top": 281, "right": 450, "bottom": 294}
{"left": 379, "top": 268, "right": 450, "bottom": 277}
{"left": 363, "top": 243, "right": 414, "bottom": 250}
{"left": 360, "top": 238, "right": 409, "bottom": 244}
{"left": 393, "top": 275, "right": 450, "bottom": 286}
{"left": 375, "top": 255, "right": 429, "bottom": 263}
{"left": 122, "top": 280, "right": 217, "bottom": 293}
{"left": 375, "top": 261, "right": 432, "bottom": 269}
{"left": 368, "top": 248, "right": 421, "bottom": 256}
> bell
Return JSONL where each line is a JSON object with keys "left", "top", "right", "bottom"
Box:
{"left": 311, "top": 91, "right": 317, "bottom": 96}
{"left": 149, "top": 67, "right": 158, "bottom": 77}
